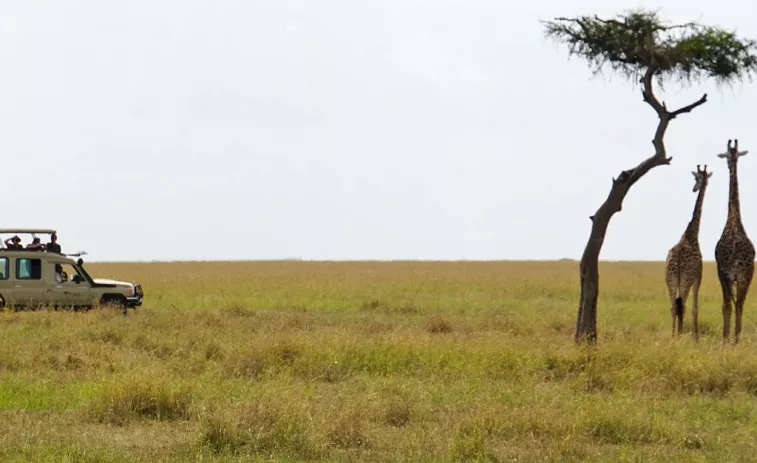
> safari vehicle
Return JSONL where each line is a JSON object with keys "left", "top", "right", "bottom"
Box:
{"left": 0, "top": 229, "right": 143, "bottom": 312}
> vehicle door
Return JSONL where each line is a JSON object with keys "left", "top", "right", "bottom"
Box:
{"left": 48, "top": 262, "right": 92, "bottom": 307}
{"left": 13, "top": 256, "right": 47, "bottom": 307}
{"left": 46, "top": 261, "right": 70, "bottom": 307}
{"left": 63, "top": 276, "right": 92, "bottom": 306}
{"left": 0, "top": 256, "right": 10, "bottom": 305}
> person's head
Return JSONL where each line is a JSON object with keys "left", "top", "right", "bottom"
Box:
{"left": 50, "top": 233, "right": 57, "bottom": 242}
{"left": 32, "top": 237, "right": 40, "bottom": 244}
{"left": 55, "top": 264, "right": 62, "bottom": 273}
{"left": 11, "top": 236, "right": 20, "bottom": 244}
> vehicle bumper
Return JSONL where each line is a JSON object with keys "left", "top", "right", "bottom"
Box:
{"left": 127, "top": 284, "right": 144, "bottom": 308}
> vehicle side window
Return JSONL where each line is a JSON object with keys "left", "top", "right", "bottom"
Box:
{"left": 56, "top": 263, "right": 81, "bottom": 283}
{"left": 16, "top": 258, "right": 42, "bottom": 280}
{"left": 0, "top": 257, "right": 7, "bottom": 280}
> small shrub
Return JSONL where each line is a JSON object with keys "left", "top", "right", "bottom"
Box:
{"left": 328, "top": 413, "right": 369, "bottom": 449}
{"left": 272, "top": 342, "right": 300, "bottom": 366}
{"left": 204, "top": 342, "right": 224, "bottom": 360}
{"left": 426, "top": 315, "right": 453, "bottom": 334}
{"left": 384, "top": 400, "right": 411, "bottom": 427}
{"left": 360, "top": 299, "right": 381, "bottom": 311}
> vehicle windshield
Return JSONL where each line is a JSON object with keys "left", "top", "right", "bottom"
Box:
{"left": 74, "top": 263, "right": 94, "bottom": 283}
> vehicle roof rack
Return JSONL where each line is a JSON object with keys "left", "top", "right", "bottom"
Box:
{"left": 0, "top": 228, "right": 56, "bottom": 234}
{"left": 0, "top": 229, "right": 74, "bottom": 253}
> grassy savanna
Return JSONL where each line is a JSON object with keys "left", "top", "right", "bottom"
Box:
{"left": 2, "top": 260, "right": 757, "bottom": 461}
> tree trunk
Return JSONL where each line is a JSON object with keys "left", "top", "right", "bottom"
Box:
{"left": 574, "top": 69, "right": 708, "bottom": 345}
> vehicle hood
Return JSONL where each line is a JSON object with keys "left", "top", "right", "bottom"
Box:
{"left": 93, "top": 278, "right": 133, "bottom": 287}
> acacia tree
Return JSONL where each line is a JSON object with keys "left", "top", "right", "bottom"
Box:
{"left": 542, "top": 9, "right": 757, "bottom": 345}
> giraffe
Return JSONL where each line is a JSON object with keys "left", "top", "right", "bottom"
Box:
{"left": 665, "top": 164, "right": 712, "bottom": 341}
{"left": 715, "top": 138, "right": 755, "bottom": 344}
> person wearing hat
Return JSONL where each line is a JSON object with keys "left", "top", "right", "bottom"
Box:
{"left": 4, "top": 235, "right": 22, "bottom": 250}
{"left": 46, "top": 233, "right": 61, "bottom": 254}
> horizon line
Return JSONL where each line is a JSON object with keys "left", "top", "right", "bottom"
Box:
{"left": 82, "top": 258, "right": 722, "bottom": 264}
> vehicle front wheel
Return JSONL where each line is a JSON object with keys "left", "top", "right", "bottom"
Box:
{"left": 100, "top": 295, "right": 128, "bottom": 315}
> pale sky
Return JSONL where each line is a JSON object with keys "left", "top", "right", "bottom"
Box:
{"left": 0, "top": 0, "right": 755, "bottom": 262}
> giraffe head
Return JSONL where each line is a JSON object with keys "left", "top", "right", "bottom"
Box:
{"left": 692, "top": 164, "right": 712, "bottom": 192}
{"left": 717, "top": 139, "right": 748, "bottom": 168}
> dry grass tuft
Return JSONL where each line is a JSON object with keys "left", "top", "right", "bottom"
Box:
{"left": 198, "top": 399, "right": 321, "bottom": 459}
{"left": 327, "top": 412, "right": 369, "bottom": 449}
{"left": 384, "top": 399, "right": 412, "bottom": 427}
{"left": 89, "top": 376, "right": 193, "bottom": 425}
{"left": 426, "top": 314, "right": 453, "bottom": 334}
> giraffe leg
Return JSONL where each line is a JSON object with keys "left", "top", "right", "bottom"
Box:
{"left": 718, "top": 270, "right": 733, "bottom": 343}
{"left": 735, "top": 271, "right": 754, "bottom": 344}
{"left": 678, "top": 286, "right": 691, "bottom": 336}
{"left": 691, "top": 277, "right": 701, "bottom": 342}
{"left": 667, "top": 284, "right": 678, "bottom": 338}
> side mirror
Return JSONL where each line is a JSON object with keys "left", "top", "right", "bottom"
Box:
{"left": 73, "top": 275, "right": 83, "bottom": 284}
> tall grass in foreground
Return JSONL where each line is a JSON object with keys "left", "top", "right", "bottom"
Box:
{"left": 0, "top": 260, "right": 755, "bottom": 461}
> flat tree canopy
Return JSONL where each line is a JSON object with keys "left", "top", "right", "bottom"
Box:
{"left": 541, "top": 9, "right": 757, "bottom": 345}
{"left": 544, "top": 9, "right": 757, "bottom": 87}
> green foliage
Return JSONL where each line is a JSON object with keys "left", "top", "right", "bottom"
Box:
{"left": 543, "top": 8, "right": 757, "bottom": 85}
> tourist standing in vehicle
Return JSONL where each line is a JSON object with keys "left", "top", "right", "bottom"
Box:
{"left": 26, "top": 237, "right": 44, "bottom": 250}
{"left": 4, "top": 235, "right": 22, "bottom": 249}
{"left": 46, "top": 233, "right": 61, "bottom": 254}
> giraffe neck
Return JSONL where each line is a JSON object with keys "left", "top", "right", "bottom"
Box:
{"left": 726, "top": 161, "right": 745, "bottom": 232}
{"left": 683, "top": 183, "right": 707, "bottom": 242}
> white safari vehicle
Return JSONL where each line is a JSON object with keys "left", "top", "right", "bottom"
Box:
{"left": 0, "top": 228, "right": 143, "bottom": 312}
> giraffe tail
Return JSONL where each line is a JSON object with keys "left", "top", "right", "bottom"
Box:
{"left": 675, "top": 296, "right": 683, "bottom": 319}
{"left": 730, "top": 277, "right": 738, "bottom": 306}
{"left": 718, "top": 269, "right": 737, "bottom": 306}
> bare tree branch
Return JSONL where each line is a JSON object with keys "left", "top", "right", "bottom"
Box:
{"left": 640, "top": 66, "right": 664, "bottom": 115}
{"left": 670, "top": 94, "right": 708, "bottom": 118}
